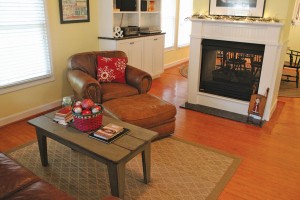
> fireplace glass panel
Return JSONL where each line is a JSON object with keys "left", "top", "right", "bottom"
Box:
{"left": 200, "top": 39, "right": 265, "bottom": 101}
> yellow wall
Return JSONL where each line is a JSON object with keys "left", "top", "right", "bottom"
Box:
{"left": 0, "top": 0, "right": 99, "bottom": 119}
{"left": 289, "top": 26, "right": 300, "bottom": 49}
{"left": 164, "top": 47, "right": 189, "bottom": 65}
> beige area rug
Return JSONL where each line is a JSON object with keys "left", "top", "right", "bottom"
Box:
{"left": 6, "top": 137, "right": 240, "bottom": 200}
{"left": 279, "top": 69, "right": 300, "bottom": 97}
{"left": 179, "top": 65, "right": 188, "bottom": 78}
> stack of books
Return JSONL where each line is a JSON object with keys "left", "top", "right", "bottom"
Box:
{"left": 89, "top": 123, "right": 129, "bottom": 143}
{"left": 53, "top": 106, "right": 73, "bottom": 125}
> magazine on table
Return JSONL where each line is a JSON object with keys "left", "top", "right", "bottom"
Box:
{"left": 89, "top": 123, "right": 129, "bottom": 143}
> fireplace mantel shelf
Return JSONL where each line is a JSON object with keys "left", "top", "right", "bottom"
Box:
{"left": 190, "top": 18, "right": 283, "bottom": 27}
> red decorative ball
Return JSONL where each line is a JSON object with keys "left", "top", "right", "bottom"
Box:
{"left": 92, "top": 105, "right": 101, "bottom": 113}
{"left": 73, "top": 106, "right": 82, "bottom": 114}
{"left": 75, "top": 101, "right": 82, "bottom": 106}
{"left": 82, "top": 109, "right": 92, "bottom": 115}
{"left": 81, "top": 99, "right": 95, "bottom": 110}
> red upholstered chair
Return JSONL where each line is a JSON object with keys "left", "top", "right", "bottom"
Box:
{"left": 67, "top": 51, "right": 152, "bottom": 104}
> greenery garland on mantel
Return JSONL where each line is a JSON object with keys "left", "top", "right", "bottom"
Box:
{"left": 190, "top": 14, "right": 280, "bottom": 23}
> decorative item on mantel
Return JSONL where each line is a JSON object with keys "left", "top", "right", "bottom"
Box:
{"left": 113, "top": 26, "right": 123, "bottom": 38}
{"left": 190, "top": 14, "right": 280, "bottom": 23}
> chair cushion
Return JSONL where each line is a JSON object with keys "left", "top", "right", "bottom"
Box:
{"left": 97, "top": 56, "right": 127, "bottom": 83}
{"left": 101, "top": 83, "right": 139, "bottom": 102}
{"left": 102, "top": 94, "right": 177, "bottom": 129}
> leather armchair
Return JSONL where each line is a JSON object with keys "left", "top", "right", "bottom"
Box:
{"left": 67, "top": 51, "right": 152, "bottom": 103}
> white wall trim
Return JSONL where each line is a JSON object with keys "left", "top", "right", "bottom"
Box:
{"left": 164, "top": 57, "right": 189, "bottom": 69}
{"left": 0, "top": 99, "right": 61, "bottom": 127}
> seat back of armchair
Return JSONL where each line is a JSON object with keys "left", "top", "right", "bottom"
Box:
{"left": 67, "top": 51, "right": 128, "bottom": 78}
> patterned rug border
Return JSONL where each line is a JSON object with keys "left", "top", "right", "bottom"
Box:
{"left": 4, "top": 136, "right": 242, "bottom": 200}
{"left": 169, "top": 137, "right": 241, "bottom": 200}
{"left": 5, "top": 140, "right": 37, "bottom": 154}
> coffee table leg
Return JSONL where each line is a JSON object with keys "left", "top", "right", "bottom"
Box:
{"left": 142, "top": 143, "right": 151, "bottom": 183}
{"left": 36, "top": 128, "right": 48, "bottom": 166}
{"left": 107, "top": 162, "right": 125, "bottom": 199}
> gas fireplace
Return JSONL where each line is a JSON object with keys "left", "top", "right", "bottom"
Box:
{"left": 188, "top": 18, "right": 286, "bottom": 120}
{"left": 200, "top": 39, "right": 265, "bottom": 101}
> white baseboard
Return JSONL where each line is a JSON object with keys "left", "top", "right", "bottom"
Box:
{"left": 0, "top": 100, "right": 61, "bottom": 127}
{"left": 164, "top": 57, "right": 189, "bottom": 69}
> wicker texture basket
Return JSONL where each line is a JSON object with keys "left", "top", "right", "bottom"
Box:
{"left": 72, "top": 105, "right": 103, "bottom": 132}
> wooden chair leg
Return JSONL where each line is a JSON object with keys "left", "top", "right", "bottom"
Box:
{"left": 296, "top": 69, "right": 299, "bottom": 88}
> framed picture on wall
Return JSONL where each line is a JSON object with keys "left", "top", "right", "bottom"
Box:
{"left": 209, "top": 0, "right": 266, "bottom": 17}
{"left": 59, "top": 0, "right": 90, "bottom": 24}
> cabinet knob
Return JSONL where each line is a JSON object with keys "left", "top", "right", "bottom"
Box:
{"left": 130, "top": 42, "right": 134, "bottom": 45}
{"left": 154, "top": 39, "right": 158, "bottom": 41}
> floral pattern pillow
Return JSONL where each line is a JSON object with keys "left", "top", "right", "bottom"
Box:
{"left": 97, "top": 56, "right": 127, "bottom": 83}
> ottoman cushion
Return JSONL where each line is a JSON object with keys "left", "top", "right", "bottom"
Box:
{"left": 102, "top": 94, "right": 176, "bottom": 137}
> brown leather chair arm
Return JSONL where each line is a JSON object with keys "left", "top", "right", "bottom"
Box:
{"left": 125, "top": 65, "right": 152, "bottom": 94}
{"left": 67, "top": 70, "right": 102, "bottom": 103}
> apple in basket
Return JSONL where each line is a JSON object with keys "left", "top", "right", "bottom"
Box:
{"left": 81, "top": 99, "right": 95, "bottom": 110}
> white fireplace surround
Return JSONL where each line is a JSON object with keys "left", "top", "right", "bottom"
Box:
{"left": 188, "top": 19, "right": 286, "bottom": 121}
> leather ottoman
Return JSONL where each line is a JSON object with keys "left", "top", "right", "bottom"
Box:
{"left": 102, "top": 94, "right": 176, "bottom": 138}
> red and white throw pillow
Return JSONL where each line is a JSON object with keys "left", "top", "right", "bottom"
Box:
{"left": 97, "top": 56, "right": 127, "bottom": 83}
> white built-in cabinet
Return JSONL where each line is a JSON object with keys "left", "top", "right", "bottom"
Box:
{"left": 117, "top": 38, "right": 143, "bottom": 70}
{"left": 98, "top": 0, "right": 164, "bottom": 78}
{"left": 143, "top": 35, "right": 164, "bottom": 76}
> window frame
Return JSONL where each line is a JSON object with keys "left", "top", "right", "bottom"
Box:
{"left": 293, "top": 0, "right": 300, "bottom": 26}
{"left": 0, "top": 0, "right": 54, "bottom": 95}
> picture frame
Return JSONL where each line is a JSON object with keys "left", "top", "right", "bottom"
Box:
{"left": 59, "top": 0, "right": 90, "bottom": 24}
{"left": 209, "top": 0, "right": 266, "bottom": 17}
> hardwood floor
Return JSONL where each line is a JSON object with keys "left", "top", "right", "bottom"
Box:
{"left": 1, "top": 65, "right": 300, "bottom": 199}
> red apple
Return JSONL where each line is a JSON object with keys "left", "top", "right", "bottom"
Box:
{"left": 81, "top": 99, "right": 95, "bottom": 110}
{"left": 82, "top": 109, "right": 92, "bottom": 115}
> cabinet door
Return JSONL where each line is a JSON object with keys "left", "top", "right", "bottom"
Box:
{"left": 143, "top": 35, "right": 164, "bottom": 77}
{"left": 117, "top": 39, "right": 143, "bottom": 69}
{"left": 152, "top": 35, "right": 164, "bottom": 76}
{"left": 143, "top": 37, "right": 154, "bottom": 75}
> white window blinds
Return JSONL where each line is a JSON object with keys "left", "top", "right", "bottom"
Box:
{"left": 0, "top": 0, "right": 52, "bottom": 91}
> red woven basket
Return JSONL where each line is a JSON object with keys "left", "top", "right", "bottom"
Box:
{"left": 72, "top": 105, "right": 103, "bottom": 132}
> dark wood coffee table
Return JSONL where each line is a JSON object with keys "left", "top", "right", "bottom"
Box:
{"left": 28, "top": 111, "right": 158, "bottom": 199}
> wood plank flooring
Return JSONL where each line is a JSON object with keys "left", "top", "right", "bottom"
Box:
{"left": 1, "top": 65, "right": 300, "bottom": 199}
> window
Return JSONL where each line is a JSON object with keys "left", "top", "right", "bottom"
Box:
{"left": 293, "top": 0, "right": 300, "bottom": 25}
{"left": 161, "top": 0, "right": 176, "bottom": 49}
{"left": 178, "top": 0, "right": 193, "bottom": 47}
{"left": 0, "top": 0, "right": 53, "bottom": 94}
{"left": 161, "top": 0, "right": 193, "bottom": 49}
